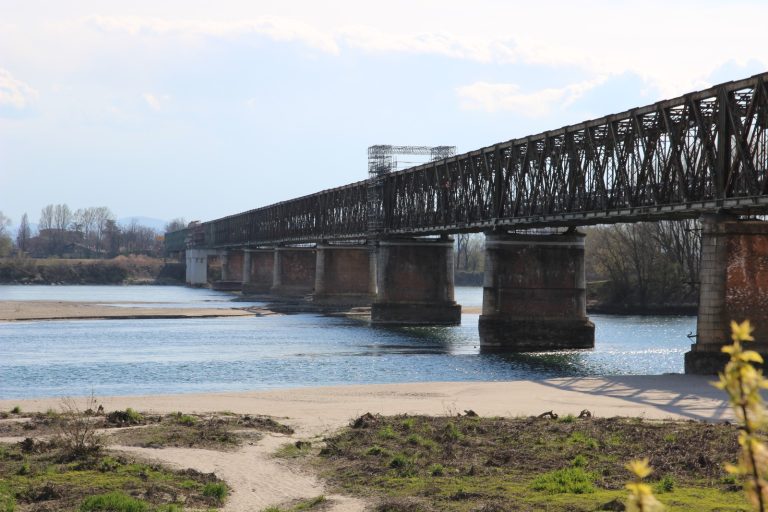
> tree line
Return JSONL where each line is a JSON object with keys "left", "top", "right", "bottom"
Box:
{"left": 0, "top": 205, "right": 186, "bottom": 259}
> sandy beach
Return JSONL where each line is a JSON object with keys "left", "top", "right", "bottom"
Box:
{"left": 0, "top": 378, "right": 731, "bottom": 511}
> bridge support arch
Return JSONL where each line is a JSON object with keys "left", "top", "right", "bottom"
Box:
{"left": 271, "top": 246, "right": 316, "bottom": 297}
{"left": 242, "top": 249, "right": 275, "bottom": 294}
{"left": 478, "top": 230, "right": 594, "bottom": 352}
{"left": 313, "top": 244, "right": 376, "bottom": 305}
{"left": 686, "top": 216, "right": 768, "bottom": 374}
{"left": 371, "top": 237, "right": 461, "bottom": 325}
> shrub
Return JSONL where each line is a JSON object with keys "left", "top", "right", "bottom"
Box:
{"left": 202, "top": 482, "right": 227, "bottom": 504}
{"left": 79, "top": 492, "right": 148, "bottom": 512}
{"left": 59, "top": 395, "right": 102, "bottom": 461}
{"left": 10, "top": 406, "right": 20, "bottom": 415}
{"left": 107, "top": 408, "right": 144, "bottom": 426}
{"left": 378, "top": 425, "right": 397, "bottom": 439}
{"left": 365, "top": 445, "right": 384, "bottom": 456}
{"left": 530, "top": 467, "right": 596, "bottom": 494}
{"left": 174, "top": 413, "right": 197, "bottom": 427}
{"left": 443, "top": 422, "right": 463, "bottom": 442}
{"left": 656, "top": 474, "right": 675, "bottom": 493}
{"left": 571, "top": 455, "right": 587, "bottom": 468}
{"left": 429, "top": 463, "right": 445, "bottom": 476}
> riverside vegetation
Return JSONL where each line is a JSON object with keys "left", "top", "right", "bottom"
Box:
{"left": 0, "top": 402, "right": 293, "bottom": 511}
{"left": 303, "top": 320, "right": 768, "bottom": 511}
{"left": 0, "top": 256, "right": 184, "bottom": 285}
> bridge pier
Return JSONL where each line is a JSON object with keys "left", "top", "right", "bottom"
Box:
{"left": 686, "top": 217, "right": 768, "bottom": 374}
{"left": 242, "top": 249, "right": 275, "bottom": 294}
{"left": 271, "top": 246, "right": 316, "bottom": 297}
{"left": 478, "top": 230, "right": 594, "bottom": 352}
{"left": 213, "top": 250, "right": 243, "bottom": 291}
{"left": 313, "top": 244, "right": 376, "bottom": 305}
{"left": 371, "top": 237, "right": 461, "bottom": 325}
{"left": 185, "top": 249, "right": 215, "bottom": 286}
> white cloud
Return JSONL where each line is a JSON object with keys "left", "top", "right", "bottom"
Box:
{"left": 75, "top": 4, "right": 768, "bottom": 98}
{"left": 0, "top": 68, "right": 38, "bottom": 110}
{"left": 456, "top": 77, "right": 607, "bottom": 117}
{"left": 86, "top": 15, "right": 340, "bottom": 55}
{"left": 339, "top": 26, "right": 517, "bottom": 63}
{"left": 142, "top": 92, "right": 169, "bottom": 111}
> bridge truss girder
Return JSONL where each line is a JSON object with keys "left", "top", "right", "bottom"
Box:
{"left": 166, "top": 72, "right": 768, "bottom": 252}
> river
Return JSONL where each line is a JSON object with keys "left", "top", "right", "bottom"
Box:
{"left": 0, "top": 285, "right": 695, "bottom": 398}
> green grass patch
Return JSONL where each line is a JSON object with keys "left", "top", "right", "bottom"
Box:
{"left": 530, "top": 467, "right": 596, "bottom": 494}
{"left": 314, "top": 413, "right": 748, "bottom": 511}
{"left": 0, "top": 441, "right": 225, "bottom": 511}
{"left": 202, "top": 482, "right": 228, "bottom": 504}
{"left": 80, "top": 491, "right": 148, "bottom": 512}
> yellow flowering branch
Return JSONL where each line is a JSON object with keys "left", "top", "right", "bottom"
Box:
{"left": 625, "top": 458, "right": 664, "bottom": 512}
{"left": 715, "top": 320, "right": 768, "bottom": 511}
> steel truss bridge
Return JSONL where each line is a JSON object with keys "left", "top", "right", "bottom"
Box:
{"left": 166, "top": 72, "right": 768, "bottom": 251}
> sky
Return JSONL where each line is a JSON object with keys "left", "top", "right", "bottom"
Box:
{"left": 1, "top": 0, "right": 767, "bottom": 228}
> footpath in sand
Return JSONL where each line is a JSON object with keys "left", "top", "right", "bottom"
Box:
{"left": 1, "top": 376, "right": 732, "bottom": 512}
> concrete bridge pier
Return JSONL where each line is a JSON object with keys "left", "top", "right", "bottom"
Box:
{"left": 313, "top": 243, "right": 376, "bottom": 305}
{"left": 213, "top": 250, "right": 243, "bottom": 291}
{"left": 371, "top": 237, "right": 461, "bottom": 325}
{"left": 185, "top": 248, "right": 216, "bottom": 286}
{"left": 241, "top": 249, "right": 275, "bottom": 294}
{"left": 478, "top": 230, "right": 594, "bottom": 352}
{"left": 686, "top": 216, "right": 768, "bottom": 374}
{"left": 271, "top": 246, "right": 316, "bottom": 297}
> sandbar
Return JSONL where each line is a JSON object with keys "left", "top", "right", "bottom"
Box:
{"left": 0, "top": 300, "right": 263, "bottom": 321}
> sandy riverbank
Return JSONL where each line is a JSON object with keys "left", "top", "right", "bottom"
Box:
{"left": 0, "top": 376, "right": 731, "bottom": 433}
{"left": 0, "top": 300, "right": 266, "bottom": 321}
{"left": 0, "top": 378, "right": 731, "bottom": 511}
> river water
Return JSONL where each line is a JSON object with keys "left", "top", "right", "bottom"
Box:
{"left": 0, "top": 285, "right": 695, "bottom": 399}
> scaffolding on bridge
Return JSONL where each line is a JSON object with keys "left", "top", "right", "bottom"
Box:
{"left": 367, "top": 145, "right": 457, "bottom": 233}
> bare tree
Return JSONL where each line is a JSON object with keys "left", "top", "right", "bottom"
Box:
{"left": 455, "top": 233, "right": 484, "bottom": 271}
{"left": 92, "top": 207, "right": 115, "bottom": 253}
{"left": 39, "top": 204, "right": 54, "bottom": 231}
{"left": 16, "top": 213, "right": 31, "bottom": 253}
{"left": 0, "top": 211, "right": 11, "bottom": 257}
{"left": 122, "top": 219, "right": 160, "bottom": 255}
{"left": 53, "top": 204, "right": 73, "bottom": 232}
{"left": 73, "top": 207, "right": 98, "bottom": 243}
{"left": 164, "top": 217, "right": 187, "bottom": 233}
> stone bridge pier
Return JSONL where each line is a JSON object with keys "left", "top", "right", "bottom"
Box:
{"left": 686, "top": 216, "right": 768, "bottom": 374}
{"left": 478, "top": 230, "right": 594, "bottom": 352}
{"left": 241, "top": 249, "right": 275, "bottom": 294}
{"left": 371, "top": 237, "right": 461, "bottom": 325}
{"left": 213, "top": 250, "right": 244, "bottom": 291}
{"left": 271, "top": 246, "right": 317, "bottom": 296}
{"left": 313, "top": 243, "right": 376, "bottom": 305}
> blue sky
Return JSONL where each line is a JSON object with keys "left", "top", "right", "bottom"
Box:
{"left": 1, "top": 0, "right": 766, "bottom": 227}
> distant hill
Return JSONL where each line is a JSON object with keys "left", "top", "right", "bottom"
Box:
{"left": 118, "top": 217, "right": 168, "bottom": 232}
